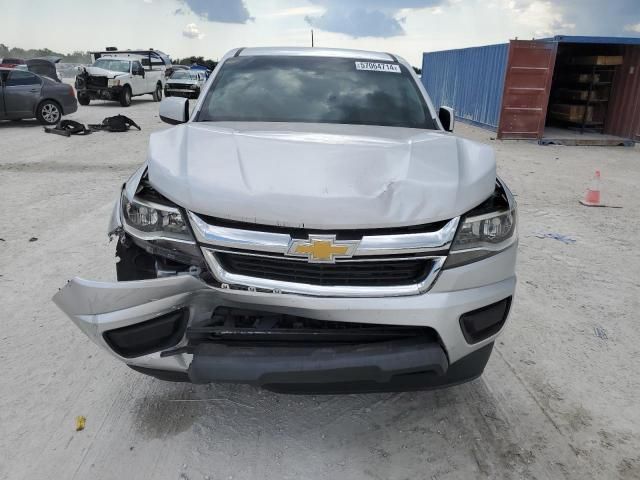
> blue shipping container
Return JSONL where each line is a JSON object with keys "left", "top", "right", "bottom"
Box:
{"left": 421, "top": 43, "right": 509, "bottom": 130}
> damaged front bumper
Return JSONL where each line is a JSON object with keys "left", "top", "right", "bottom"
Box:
{"left": 76, "top": 85, "right": 124, "bottom": 100}
{"left": 165, "top": 87, "right": 198, "bottom": 98}
{"left": 57, "top": 170, "right": 517, "bottom": 393}
{"left": 53, "top": 254, "right": 515, "bottom": 393}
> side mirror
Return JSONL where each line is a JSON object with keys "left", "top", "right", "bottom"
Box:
{"left": 160, "top": 97, "right": 190, "bottom": 125}
{"left": 439, "top": 106, "right": 455, "bottom": 132}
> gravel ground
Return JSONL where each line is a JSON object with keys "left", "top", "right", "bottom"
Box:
{"left": 1, "top": 97, "right": 639, "bottom": 480}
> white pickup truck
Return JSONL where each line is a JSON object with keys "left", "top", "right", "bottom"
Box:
{"left": 75, "top": 49, "right": 170, "bottom": 106}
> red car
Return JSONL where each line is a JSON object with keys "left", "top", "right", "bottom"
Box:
{"left": 0, "top": 57, "right": 26, "bottom": 69}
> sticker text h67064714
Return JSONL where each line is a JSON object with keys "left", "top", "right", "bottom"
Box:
{"left": 355, "top": 62, "right": 401, "bottom": 73}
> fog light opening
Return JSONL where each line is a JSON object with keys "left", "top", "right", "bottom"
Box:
{"left": 103, "top": 308, "right": 189, "bottom": 358}
{"left": 459, "top": 297, "right": 512, "bottom": 344}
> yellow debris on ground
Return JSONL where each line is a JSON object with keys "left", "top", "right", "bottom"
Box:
{"left": 75, "top": 416, "right": 86, "bottom": 431}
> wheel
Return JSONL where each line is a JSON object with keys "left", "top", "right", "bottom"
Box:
{"left": 78, "top": 95, "right": 90, "bottom": 106}
{"left": 119, "top": 86, "right": 132, "bottom": 107}
{"left": 152, "top": 83, "right": 162, "bottom": 102}
{"left": 165, "top": 91, "right": 171, "bottom": 97}
{"left": 36, "top": 100, "right": 61, "bottom": 125}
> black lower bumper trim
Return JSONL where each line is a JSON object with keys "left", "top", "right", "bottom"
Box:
{"left": 188, "top": 337, "right": 448, "bottom": 386}
{"left": 264, "top": 342, "right": 494, "bottom": 394}
{"left": 128, "top": 341, "right": 495, "bottom": 394}
{"left": 128, "top": 365, "right": 190, "bottom": 382}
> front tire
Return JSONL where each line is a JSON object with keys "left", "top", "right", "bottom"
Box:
{"left": 36, "top": 100, "right": 62, "bottom": 125}
{"left": 119, "top": 86, "right": 132, "bottom": 107}
{"left": 152, "top": 83, "right": 162, "bottom": 102}
{"left": 78, "top": 95, "right": 90, "bottom": 106}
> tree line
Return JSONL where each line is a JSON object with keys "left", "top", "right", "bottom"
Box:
{"left": 173, "top": 56, "right": 218, "bottom": 70}
{"left": 0, "top": 44, "right": 91, "bottom": 63}
{"left": 1, "top": 45, "right": 218, "bottom": 69}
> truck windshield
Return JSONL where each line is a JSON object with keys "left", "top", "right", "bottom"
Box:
{"left": 197, "top": 56, "right": 436, "bottom": 129}
{"left": 93, "top": 59, "right": 130, "bottom": 73}
{"left": 171, "top": 71, "right": 196, "bottom": 80}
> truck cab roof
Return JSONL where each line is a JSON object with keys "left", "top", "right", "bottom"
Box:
{"left": 90, "top": 49, "right": 171, "bottom": 67}
{"left": 98, "top": 55, "right": 136, "bottom": 63}
{"left": 234, "top": 47, "right": 406, "bottom": 64}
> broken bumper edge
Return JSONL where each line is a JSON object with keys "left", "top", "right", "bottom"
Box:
{"left": 53, "top": 274, "right": 512, "bottom": 392}
{"left": 76, "top": 86, "right": 123, "bottom": 100}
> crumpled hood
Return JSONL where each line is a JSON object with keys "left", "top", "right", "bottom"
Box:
{"left": 84, "top": 66, "right": 125, "bottom": 78}
{"left": 146, "top": 122, "right": 496, "bottom": 229}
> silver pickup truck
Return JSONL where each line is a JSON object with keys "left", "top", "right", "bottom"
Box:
{"left": 164, "top": 69, "right": 207, "bottom": 99}
{"left": 54, "top": 47, "right": 517, "bottom": 394}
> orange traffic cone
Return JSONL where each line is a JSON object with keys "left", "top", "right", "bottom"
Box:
{"left": 580, "top": 170, "right": 602, "bottom": 207}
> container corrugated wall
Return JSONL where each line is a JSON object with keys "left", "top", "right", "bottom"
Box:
{"left": 421, "top": 44, "right": 509, "bottom": 130}
{"left": 606, "top": 45, "right": 640, "bottom": 140}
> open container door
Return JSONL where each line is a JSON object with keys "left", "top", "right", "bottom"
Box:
{"left": 498, "top": 40, "right": 557, "bottom": 139}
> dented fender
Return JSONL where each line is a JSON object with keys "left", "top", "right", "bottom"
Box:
{"left": 107, "top": 192, "right": 123, "bottom": 237}
{"left": 107, "top": 163, "right": 148, "bottom": 237}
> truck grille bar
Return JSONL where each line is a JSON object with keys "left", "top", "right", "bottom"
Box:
{"left": 189, "top": 212, "right": 457, "bottom": 297}
{"left": 217, "top": 252, "right": 433, "bottom": 287}
{"left": 87, "top": 76, "right": 108, "bottom": 88}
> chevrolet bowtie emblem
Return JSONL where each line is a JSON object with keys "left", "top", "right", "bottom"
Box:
{"left": 286, "top": 236, "right": 360, "bottom": 263}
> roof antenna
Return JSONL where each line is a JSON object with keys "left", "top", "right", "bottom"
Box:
{"left": 311, "top": 29, "right": 314, "bottom": 48}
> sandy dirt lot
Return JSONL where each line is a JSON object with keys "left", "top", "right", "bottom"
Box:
{"left": 1, "top": 97, "right": 639, "bottom": 480}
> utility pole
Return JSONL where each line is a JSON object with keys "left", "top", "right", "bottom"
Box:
{"left": 311, "top": 29, "right": 314, "bottom": 47}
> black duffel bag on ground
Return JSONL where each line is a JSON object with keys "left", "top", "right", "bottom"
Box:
{"left": 89, "top": 115, "right": 141, "bottom": 132}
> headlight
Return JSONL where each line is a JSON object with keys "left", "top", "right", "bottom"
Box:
{"left": 451, "top": 209, "right": 516, "bottom": 250}
{"left": 445, "top": 180, "right": 517, "bottom": 268}
{"left": 108, "top": 78, "right": 121, "bottom": 87}
{"left": 189, "top": 84, "right": 198, "bottom": 90}
{"left": 121, "top": 192, "right": 193, "bottom": 243}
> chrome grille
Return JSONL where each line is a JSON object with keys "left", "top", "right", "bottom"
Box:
{"left": 189, "top": 212, "right": 458, "bottom": 297}
{"left": 167, "top": 83, "right": 192, "bottom": 89}
{"left": 216, "top": 252, "right": 433, "bottom": 287}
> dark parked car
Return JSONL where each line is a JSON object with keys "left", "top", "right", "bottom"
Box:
{"left": 26, "top": 57, "right": 62, "bottom": 82}
{"left": 0, "top": 57, "right": 61, "bottom": 81}
{"left": 164, "top": 64, "right": 189, "bottom": 78}
{"left": 0, "top": 67, "right": 77, "bottom": 125}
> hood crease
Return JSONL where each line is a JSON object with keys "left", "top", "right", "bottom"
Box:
{"left": 146, "top": 122, "right": 496, "bottom": 229}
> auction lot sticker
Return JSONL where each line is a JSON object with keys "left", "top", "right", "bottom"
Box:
{"left": 355, "top": 62, "right": 401, "bottom": 73}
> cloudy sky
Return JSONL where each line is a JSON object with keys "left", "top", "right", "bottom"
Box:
{"left": 3, "top": 0, "right": 640, "bottom": 66}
